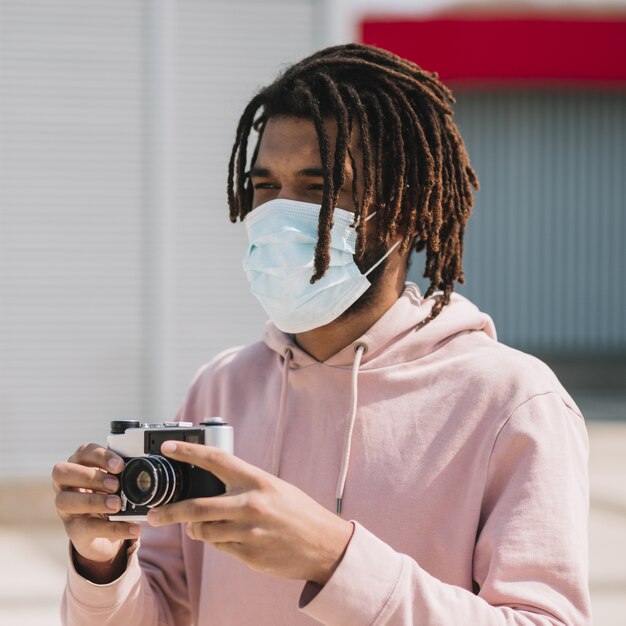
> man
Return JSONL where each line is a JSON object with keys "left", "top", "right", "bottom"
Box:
{"left": 53, "top": 44, "right": 591, "bottom": 625}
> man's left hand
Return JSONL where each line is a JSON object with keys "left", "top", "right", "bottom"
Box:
{"left": 147, "top": 441, "right": 354, "bottom": 585}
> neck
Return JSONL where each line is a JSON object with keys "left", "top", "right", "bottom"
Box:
{"left": 294, "top": 268, "right": 405, "bottom": 362}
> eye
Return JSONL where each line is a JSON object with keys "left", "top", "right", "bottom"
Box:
{"left": 254, "top": 182, "right": 278, "bottom": 190}
{"left": 308, "top": 184, "right": 324, "bottom": 191}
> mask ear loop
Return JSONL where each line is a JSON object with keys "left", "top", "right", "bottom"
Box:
{"left": 358, "top": 210, "right": 377, "bottom": 226}
{"left": 363, "top": 240, "right": 400, "bottom": 277}
{"left": 353, "top": 209, "right": 400, "bottom": 277}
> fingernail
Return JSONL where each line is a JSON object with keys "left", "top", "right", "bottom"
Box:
{"left": 147, "top": 510, "right": 159, "bottom": 525}
{"left": 128, "top": 525, "right": 141, "bottom": 537}
{"left": 108, "top": 458, "right": 122, "bottom": 472}
{"left": 103, "top": 477, "right": 118, "bottom": 492}
{"left": 106, "top": 496, "right": 119, "bottom": 511}
{"left": 161, "top": 441, "right": 176, "bottom": 454}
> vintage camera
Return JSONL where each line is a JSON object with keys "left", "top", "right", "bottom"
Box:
{"left": 107, "top": 418, "right": 234, "bottom": 521}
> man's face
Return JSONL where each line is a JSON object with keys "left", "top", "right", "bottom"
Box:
{"left": 249, "top": 115, "right": 363, "bottom": 214}
{"left": 247, "top": 115, "right": 397, "bottom": 320}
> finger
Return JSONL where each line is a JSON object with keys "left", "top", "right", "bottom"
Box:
{"left": 70, "top": 516, "right": 141, "bottom": 541}
{"left": 147, "top": 493, "right": 245, "bottom": 527}
{"left": 185, "top": 520, "right": 244, "bottom": 543}
{"left": 212, "top": 541, "right": 247, "bottom": 559}
{"left": 159, "top": 441, "right": 259, "bottom": 485}
{"left": 52, "top": 462, "right": 119, "bottom": 494}
{"left": 56, "top": 490, "right": 122, "bottom": 516}
{"left": 67, "top": 443, "right": 124, "bottom": 474}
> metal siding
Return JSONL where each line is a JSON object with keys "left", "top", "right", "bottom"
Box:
{"left": 0, "top": 0, "right": 316, "bottom": 477}
{"left": 409, "top": 91, "right": 626, "bottom": 353}
{"left": 169, "top": 0, "right": 316, "bottom": 418}
{"left": 0, "top": 0, "right": 146, "bottom": 477}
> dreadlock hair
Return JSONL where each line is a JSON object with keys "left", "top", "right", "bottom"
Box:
{"left": 227, "top": 43, "right": 479, "bottom": 321}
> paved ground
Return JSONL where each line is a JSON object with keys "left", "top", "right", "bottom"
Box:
{"left": 1, "top": 393, "right": 624, "bottom": 625}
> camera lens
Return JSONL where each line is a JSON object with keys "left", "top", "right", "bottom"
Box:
{"left": 133, "top": 470, "right": 152, "bottom": 495}
{"left": 121, "top": 456, "right": 182, "bottom": 508}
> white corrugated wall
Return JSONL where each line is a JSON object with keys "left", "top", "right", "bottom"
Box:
{"left": 0, "top": 0, "right": 317, "bottom": 478}
{"left": 0, "top": 0, "right": 147, "bottom": 477}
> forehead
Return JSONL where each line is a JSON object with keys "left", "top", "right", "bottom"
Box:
{"left": 254, "top": 115, "right": 358, "bottom": 167}
{"left": 255, "top": 116, "right": 328, "bottom": 165}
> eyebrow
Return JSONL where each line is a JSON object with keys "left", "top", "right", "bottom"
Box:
{"left": 248, "top": 166, "right": 326, "bottom": 179}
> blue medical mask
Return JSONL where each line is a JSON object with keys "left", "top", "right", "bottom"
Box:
{"left": 242, "top": 198, "right": 399, "bottom": 333}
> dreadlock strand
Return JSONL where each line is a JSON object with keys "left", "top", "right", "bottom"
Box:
{"left": 363, "top": 92, "right": 386, "bottom": 240}
{"left": 338, "top": 84, "right": 374, "bottom": 259}
{"left": 227, "top": 95, "right": 263, "bottom": 222}
{"left": 334, "top": 43, "right": 456, "bottom": 107}
{"left": 296, "top": 54, "right": 453, "bottom": 114}
{"left": 308, "top": 72, "right": 353, "bottom": 282}
{"left": 372, "top": 88, "right": 407, "bottom": 239}
{"left": 360, "top": 91, "right": 394, "bottom": 247}
{"left": 347, "top": 146, "right": 360, "bottom": 217}
{"left": 316, "top": 73, "right": 351, "bottom": 201}
{"left": 295, "top": 79, "right": 336, "bottom": 283}
{"left": 375, "top": 76, "right": 435, "bottom": 254}
{"left": 422, "top": 108, "right": 445, "bottom": 254}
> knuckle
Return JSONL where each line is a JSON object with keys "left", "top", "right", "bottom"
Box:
{"left": 54, "top": 490, "right": 67, "bottom": 512}
{"left": 244, "top": 493, "right": 267, "bottom": 517}
{"left": 203, "top": 524, "right": 217, "bottom": 542}
{"left": 213, "top": 446, "right": 234, "bottom": 467}
{"left": 69, "top": 442, "right": 95, "bottom": 463}
{"left": 195, "top": 523, "right": 207, "bottom": 541}
{"left": 51, "top": 462, "right": 66, "bottom": 482}
{"left": 90, "top": 470, "right": 106, "bottom": 491}
{"left": 246, "top": 525, "right": 264, "bottom": 541}
{"left": 186, "top": 522, "right": 199, "bottom": 540}
{"left": 88, "top": 492, "right": 103, "bottom": 510}
{"left": 113, "top": 523, "right": 129, "bottom": 538}
{"left": 188, "top": 500, "right": 206, "bottom": 519}
{"left": 234, "top": 542, "right": 252, "bottom": 559}
{"left": 205, "top": 447, "right": 224, "bottom": 465}
{"left": 74, "top": 515, "right": 92, "bottom": 535}
{"left": 254, "top": 474, "right": 274, "bottom": 491}
{"left": 76, "top": 442, "right": 93, "bottom": 456}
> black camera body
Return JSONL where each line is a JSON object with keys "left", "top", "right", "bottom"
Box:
{"left": 107, "top": 418, "right": 234, "bottom": 522}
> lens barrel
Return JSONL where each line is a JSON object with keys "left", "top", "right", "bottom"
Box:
{"left": 121, "top": 456, "right": 182, "bottom": 508}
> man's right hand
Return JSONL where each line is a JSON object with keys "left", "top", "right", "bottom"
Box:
{"left": 52, "top": 443, "right": 141, "bottom": 582}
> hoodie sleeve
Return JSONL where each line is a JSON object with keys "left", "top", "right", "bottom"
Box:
{"left": 61, "top": 522, "right": 192, "bottom": 626}
{"left": 59, "top": 360, "right": 217, "bottom": 626}
{"left": 299, "top": 392, "right": 592, "bottom": 625}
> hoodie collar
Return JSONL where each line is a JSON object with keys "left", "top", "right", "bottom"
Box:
{"left": 262, "top": 282, "right": 497, "bottom": 369}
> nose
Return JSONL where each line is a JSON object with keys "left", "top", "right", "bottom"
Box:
{"left": 275, "top": 186, "right": 305, "bottom": 202}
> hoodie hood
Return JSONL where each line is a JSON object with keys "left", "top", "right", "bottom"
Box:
{"left": 262, "top": 282, "right": 497, "bottom": 368}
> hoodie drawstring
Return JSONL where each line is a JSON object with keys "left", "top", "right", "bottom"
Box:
{"left": 271, "top": 347, "right": 292, "bottom": 476}
{"left": 270, "top": 343, "right": 366, "bottom": 517}
{"left": 335, "top": 343, "right": 366, "bottom": 515}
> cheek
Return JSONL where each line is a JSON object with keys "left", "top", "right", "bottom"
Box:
{"left": 336, "top": 188, "right": 358, "bottom": 213}
{"left": 251, "top": 189, "right": 277, "bottom": 209}
{"left": 335, "top": 174, "right": 364, "bottom": 214}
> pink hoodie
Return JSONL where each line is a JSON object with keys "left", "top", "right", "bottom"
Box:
{"left": 62, "top": 283, "right": 591, "bottom": 625}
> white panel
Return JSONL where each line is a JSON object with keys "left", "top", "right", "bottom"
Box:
{"left": 0, "top": 0, "right": 317, "bottom": 478}
{"left": 0, "top": 0, "right": 145, "bottom": 476}
{"left": 162, "top": 0, "right": 316, "bottom": 417}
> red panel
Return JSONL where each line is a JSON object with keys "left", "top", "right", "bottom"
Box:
{"left": 360, "top": 15, "right": 626, "bottom": 87}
